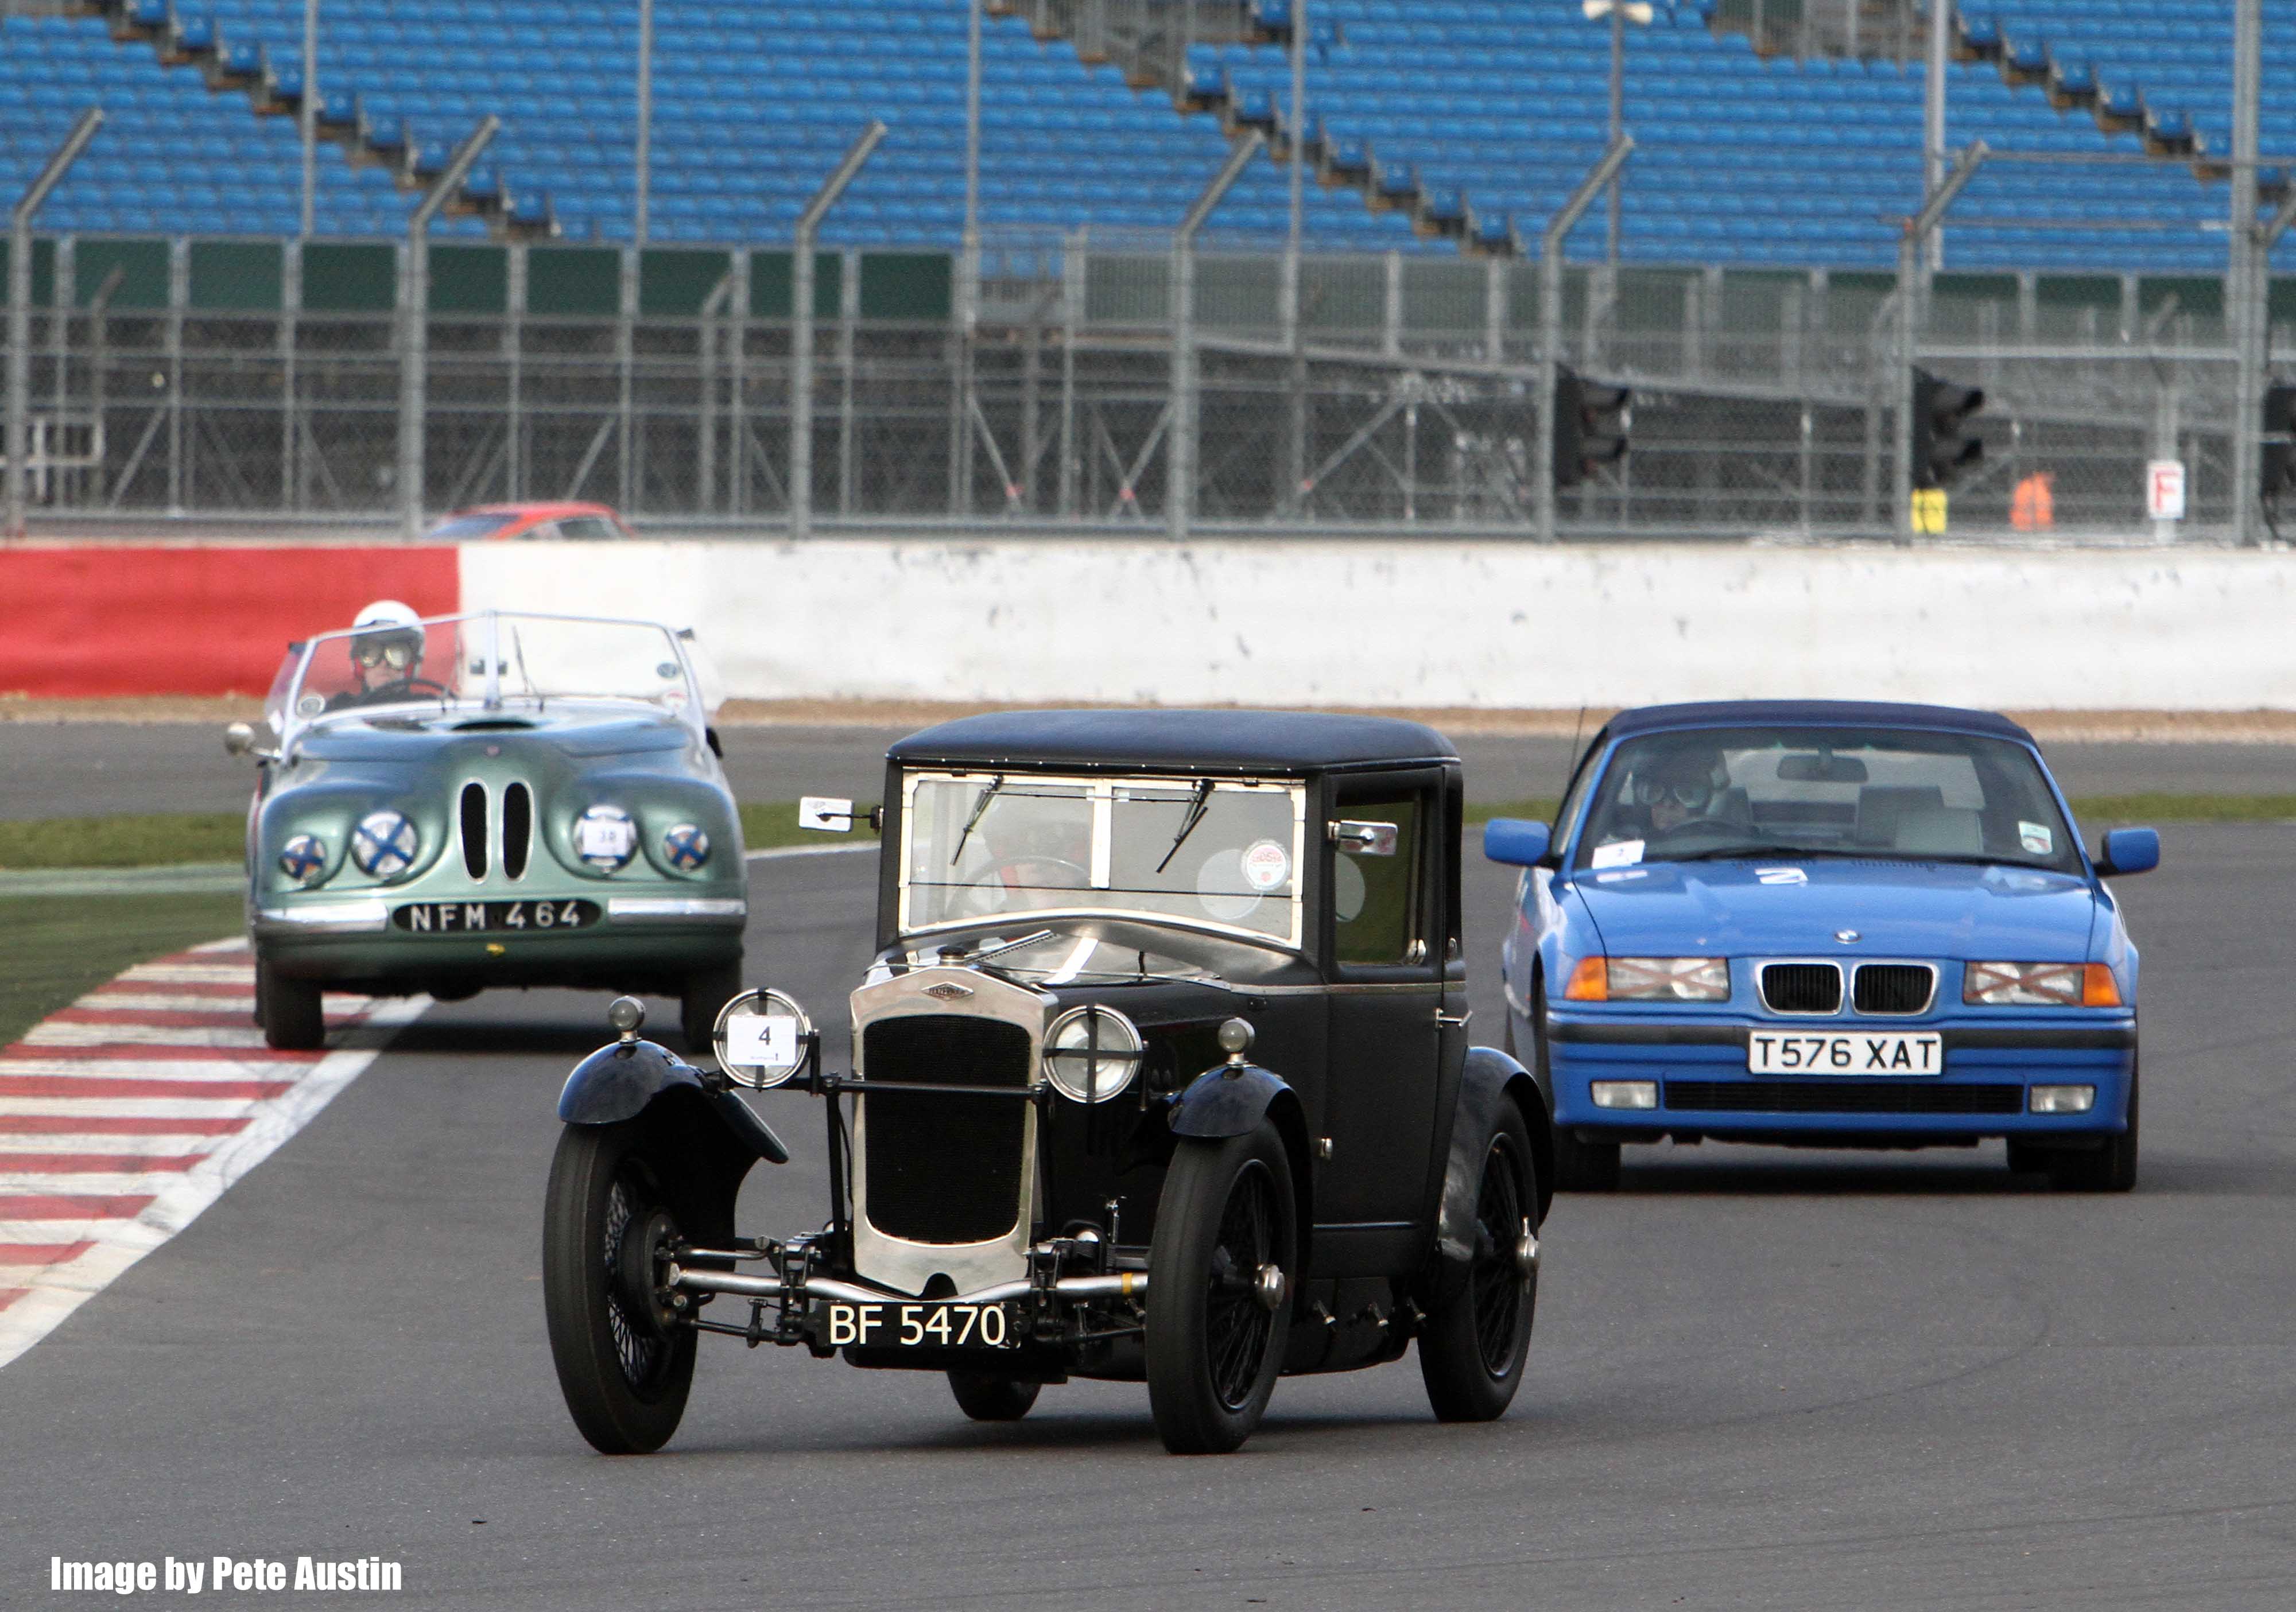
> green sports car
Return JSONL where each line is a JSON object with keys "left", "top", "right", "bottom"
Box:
{"left": 228, "top": 607, "right": 747, "bottom": 1051}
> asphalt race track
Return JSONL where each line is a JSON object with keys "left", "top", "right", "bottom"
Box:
{"left": 5, "top": 816, "right": 2295, "bottom": 1609}
{"left": 2, "top": 720, "right": 2294, "bottom": 819}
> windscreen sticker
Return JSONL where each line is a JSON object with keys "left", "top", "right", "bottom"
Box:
{"left": 1756, "top": 867, "right": 1808, "bottom": 886}
{"left": 1240, "top": 838, "right": 1292, "bottom": 891}
{"left": 2018, "top": 821, "right": 2054, "bottom": 855}
{"left": 1591, "top": 838, "right": 1645, "bottom": 869}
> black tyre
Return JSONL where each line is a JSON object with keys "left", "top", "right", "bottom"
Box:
{"left": 1418, "top": 1102, "right": 1539, "bottom": 1422}
{"left": 681, "top": 960, "right": 746, "bottom": 1054}
{"left": 2046, "top": 1063, "right": 2139, "bottom": 1193}
{"left": 542, "top": 1122, "right": 698, "bottom": 1454}
{"left": 257, "top": 955, "right": 324, "bottom": 1052}
{"left": 948, "top": 1371, "right": 1040, "bottom": 1421}
{"left": 1146, "top": 1120, "right": 1296, "bottom": 1455}
{"left": 1528, "top": 981, "right": 1620, "bottom": 1192}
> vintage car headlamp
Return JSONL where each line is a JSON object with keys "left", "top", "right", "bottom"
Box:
{"left": 661, "top": 823, "right": 711, "bottom": 871}
{"left": 1043, "top": 1005, "right": 1146, "bottom": 1103}
{"left": 573, "top": 805, "right": 637, "bottom": 871}
{"left": 1597, "top": 957, "right": 1730, "bottom": 1003}
{"left": 350, "top": 810, "right": 419, "bottom": 878}
{"left": 1964, "top": 961, "right": 2120, "bottom": 1007}
{"left": 712, "top": 988, "right": 812, "bottom": 1090}
{"left": 278, "top": 833, "right": 328, "bottom": 884}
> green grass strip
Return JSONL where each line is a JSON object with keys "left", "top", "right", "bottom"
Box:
{"left": 0, "top": 891, "right": 246, "bottom": 1046}
{"left": 0, "top": 813, "right": 246, "bottom": 869}
{"left": 2065, "top": 794, "right": 2296, "bottom": 825}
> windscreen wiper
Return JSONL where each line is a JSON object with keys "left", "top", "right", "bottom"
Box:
{"left": 949, "top": 775, "right": 1003, "bottom": 865}
{"left": 1154, "top": 778, "right": 1215, "bottom": 874}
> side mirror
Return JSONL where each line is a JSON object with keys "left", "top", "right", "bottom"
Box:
{"left": 799, "top": 796, "right": 882, "bottom": 833}
{"left": 1483, "top": 817, "right": 1553, "bottom": 868}
{"left": 2096, "top": 826, "right": 2159, "bottom": 878}
{"left": 223, "top": 721, "right": 276, "bottom": 762}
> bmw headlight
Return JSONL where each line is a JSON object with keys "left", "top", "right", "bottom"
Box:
{"left": 351, "top": 810, "right": 418, "bottom": 878}
{"left": 1964, "top": 961, "right": 2121, "bottom": 1007}
{"left": 573, "top": 805, "right": 636, "bottom": 871}
{"left": 661, "top": 823, "right": 711, "bottom": 871}
{"left": 1043, "top": 1005, "right": 1146, "bottom": 1103}
{"left": 278, "top": 833, "right": 328, "bottom": 884}
{"left": 1565, "top": 956, "right": 1729, "bottom": 1002}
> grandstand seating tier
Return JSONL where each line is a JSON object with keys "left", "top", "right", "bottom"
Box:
{"left": 0, "top": 2, "right": 2282, "bottom": 271}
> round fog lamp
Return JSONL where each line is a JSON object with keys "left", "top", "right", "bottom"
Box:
{"left": 573, "top": 805, "right": 637, "bottom": 871}
{"left": 712, "top": 988, "right": 813, "bottom": 1090}
{"left": 661, "top": 823, "right": 711, "bottom": 871}
{"left": 351, "top": 810, "right": 418, "bottom": 877}
{"left": 278, "top": 833, "right": 328, "bottom": 884}
{"left": 1044, "top": 1005, "right": 1146, "bottom": 1103}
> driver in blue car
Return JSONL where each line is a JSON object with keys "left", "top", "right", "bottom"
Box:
{"left": 328, "top": 600, "right": 431, "bottom": 710}
{"left": 1632, "top": 744, "right": 1729, "bottom": 837}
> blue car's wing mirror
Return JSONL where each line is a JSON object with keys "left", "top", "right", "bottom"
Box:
{"left": 2097, "top": 826, "right": 2159, "bottom": 877}
{"left": 1483, "top": 817, "right": 1553, "bottom": 868}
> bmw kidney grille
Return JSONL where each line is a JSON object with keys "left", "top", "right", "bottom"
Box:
{"left": 459, "top": 783, "right": 488, "bottom": 879}
{"left": 1758, "top": 961, "right": 1844, "bottom": 1015}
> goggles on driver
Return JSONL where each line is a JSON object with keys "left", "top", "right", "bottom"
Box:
{"left": 1632, "top": 777, "right": 1715, "bottom": 809}
{"left": 354, "top": 639, "right": 418, "bottom": 670}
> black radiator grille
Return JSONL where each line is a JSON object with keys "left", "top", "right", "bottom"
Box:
{"left": 862, "top": 1015, "right": 1033, "bottom": 1245}
{"left": 1665, "top": 1080, "right": 2020, "bottom": 1116}
{"left": 1853, "top": 964, "right": 1935, "bottom": 1015}
{"left": 1760, "top": 962, "right": 1843, "bottom": 1014}
{"left": 459, "top": 783, "right": 488, "bottom": 879}
{"left": 501, "top": 782, "right": 532, "bottom": 880}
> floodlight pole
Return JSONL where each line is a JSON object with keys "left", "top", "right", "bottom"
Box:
{"left": 1606, "top": 2, "right": 1624, "bottom": 265}
{"left": 1534, "top": 134, "right": 1632, "bottom": 545}
{"left": 634, "top": 0, "right": 654, "bottom": 246}
{"left": 790, "top": 120, "right": 887, "bottom": 540}
{"left": 1923, "top": 0, "right": 1948, "bottom": 273}
{"left": 2228, "top": 0, "right": 2262, "bottom": 545}
{"left": 398, "top": 116, "right": 498, "bottom": 542}
{"left": 1892, "top": 141, "right": 1987, "bottom": 544}
{"left": 1282, "top": 0, "right": 1308, "bottom": 515}
{"left": 299, "top": 0, "right": 319, "bottom": 239}
{"left": 7, "top": 107, "right": 101, "bottom": 541}
{"left": 1170, "top": 131, "right": 1265, "bottom": 543}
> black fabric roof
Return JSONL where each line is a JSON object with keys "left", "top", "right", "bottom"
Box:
{"left": 887, "top": 709, "right": 1459, "bottom": 772}
{"left": 1604, "top": 700, "right": 2035, "bottom": 743}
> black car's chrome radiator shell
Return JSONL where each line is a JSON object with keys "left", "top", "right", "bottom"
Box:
{"left": 859, "top": 1014, "right": 1034, "bottom": 1245}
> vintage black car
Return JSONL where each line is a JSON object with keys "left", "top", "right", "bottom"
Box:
{"left": 541, "top": 711, "right": 1557, "bottom": 1455}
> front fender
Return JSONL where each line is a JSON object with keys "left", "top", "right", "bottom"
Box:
{"left": 556, "top": 1036, "right": 790, "bottom": 1165}
{"left": 1168, "top": 1061, "right": 1290, "bottom": 1139}
{"left": 1431, "top": 1047, "right": 1554, "bottom": 1300}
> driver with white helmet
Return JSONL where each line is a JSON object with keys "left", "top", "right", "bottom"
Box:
{"left": 327, "top": 600, "right": 433, "bottom": 710}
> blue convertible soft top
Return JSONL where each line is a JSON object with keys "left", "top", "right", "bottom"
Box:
{"left": 1606, "top": 700, "right": 2036, "bottom": 745}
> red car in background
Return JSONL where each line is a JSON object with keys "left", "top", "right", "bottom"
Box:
{"left": 424, "top": 503, "right": 638, "bottom": 542}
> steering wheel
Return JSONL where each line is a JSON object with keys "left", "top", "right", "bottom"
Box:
{"left": 952, "top": 857, "right": 1091, "bottom": 919}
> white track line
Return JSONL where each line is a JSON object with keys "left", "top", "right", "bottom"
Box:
{"left": 0, "top": 945, "right": 428, "bottom": 1373}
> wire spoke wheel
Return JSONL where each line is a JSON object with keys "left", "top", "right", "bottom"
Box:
{"left": 1467, "top": 1135, "right": 1527, "bottom": 1374}
{"left": 544, "top": 1122, "right": 699, "bottom": 1454}
{"left": 1147, "top": 1120, "right": 1296, "bottom": 1455}
{"left": 1418, "top": 1100, "right": 1538, "bottom": 1423}
{"left": 1205, "top": 1162, "right": 1279, "bottom": 1410}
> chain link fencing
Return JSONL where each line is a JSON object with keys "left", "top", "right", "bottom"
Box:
{"left": 6, "top": 230, "right": 2275, "bottom": 541}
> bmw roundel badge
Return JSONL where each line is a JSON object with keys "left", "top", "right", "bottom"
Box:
{"left": 662, "top": 824, "right": 711, "bottom": 871}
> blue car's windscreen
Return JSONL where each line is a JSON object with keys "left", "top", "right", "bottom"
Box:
{"left": 1572, "top": 727, "right": 2080, "bottom": 875}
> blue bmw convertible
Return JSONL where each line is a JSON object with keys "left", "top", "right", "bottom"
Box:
{"left": 1485, "top": 701, "right": 2158, "bottom": 1193}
